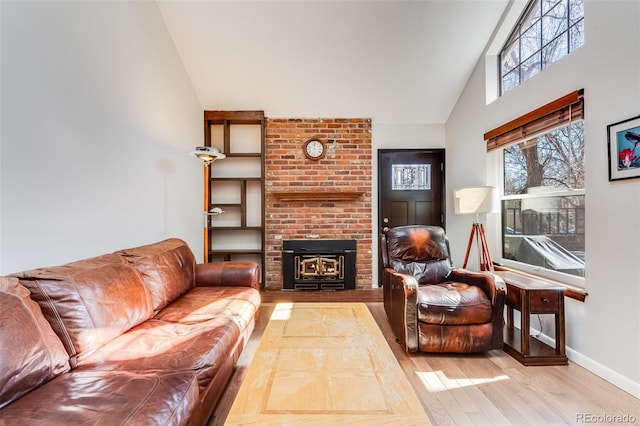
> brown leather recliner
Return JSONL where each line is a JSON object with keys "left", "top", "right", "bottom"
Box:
{"left": 380, "top": 225, "right": 506, "bottom": 353}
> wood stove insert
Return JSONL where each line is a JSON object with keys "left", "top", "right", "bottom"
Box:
{"left": 282, "top": 239, "right": 356, "bottom": 290}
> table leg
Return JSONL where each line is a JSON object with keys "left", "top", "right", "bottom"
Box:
{"left": 521, "top": 301, "right": 530, "bottom": 356}
{"left": 556, "top": 300, "right": 566, "bottom": 356}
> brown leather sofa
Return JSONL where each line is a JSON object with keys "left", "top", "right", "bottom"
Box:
{"left": 0, "top": 238, "right": 261, "bottom": 425}
{"left": 380, "top": 225, "right": 505, "bottom": 353}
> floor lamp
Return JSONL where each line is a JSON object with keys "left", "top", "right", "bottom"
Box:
{"left": 190, "top": 146, "right": 226, "bottom": 263}
{"left": 453, "top": 186, "right": 499, "bottom": 272}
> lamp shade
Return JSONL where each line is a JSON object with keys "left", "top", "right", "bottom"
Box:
{"left": 453, "top": 186, "right": 499, "bottom": 215}
{"left": 190, "top": 146, "right": 226, "bottom": 165}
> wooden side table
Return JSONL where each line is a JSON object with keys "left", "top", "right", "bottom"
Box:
{"left": 496, "top": 271, "right": 568, "bottom": 366}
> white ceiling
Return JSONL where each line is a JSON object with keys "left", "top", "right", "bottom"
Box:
{"left": 157, "top": 0, "right": 510, "bottom": 123}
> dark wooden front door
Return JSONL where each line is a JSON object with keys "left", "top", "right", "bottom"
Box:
{"left": 378, "top": 149, "right": 445, "bottom": 233}
{"left": 377, "top": 149, "right": 445, "bottom": 286}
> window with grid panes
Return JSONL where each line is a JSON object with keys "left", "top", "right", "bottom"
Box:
{"left": 501, "top": 0, "right": 584, "bottom": 94}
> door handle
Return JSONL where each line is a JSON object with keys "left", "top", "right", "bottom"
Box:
{"left": 382, "top": 226, "right": 390, "bottom": 233}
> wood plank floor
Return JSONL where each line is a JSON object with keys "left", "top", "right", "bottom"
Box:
{"left": 209, "top": 290, "right": 640, "bottom": 426}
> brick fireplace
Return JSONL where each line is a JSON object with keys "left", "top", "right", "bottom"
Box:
{"left": 265, "top": 118, "right": 373, "bottom": 290}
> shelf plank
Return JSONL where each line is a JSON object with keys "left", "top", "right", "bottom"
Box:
{"left": 503, "top": 325, "right": 568, "bottom": 366}
{"left": 211, "top": 203, "right": 242, "bottom": 208}
{"left": 208, "top": 226, "right": 263, "bottom": 231}
{"left": 223, "top": 153, "right": 262, "bottom": 158}
{"left": 204, "top": 110, "right": 264, "bottom": 122}
{"left": 209, "top": 249, "right": 262, "bottom": 255}
{"left": 211, "top": 177, "right": 262, "bottom": 182}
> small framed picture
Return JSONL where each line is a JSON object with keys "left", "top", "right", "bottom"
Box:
{"left": 607, "top": 114, "right": 640, "bottom": 181}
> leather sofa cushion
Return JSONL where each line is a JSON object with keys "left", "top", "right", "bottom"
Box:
{"left": 155, "top": 286, "right": 260, "bottom": 331}
{"left": 0, "top": 370, "right": 198, "bottom": 425}
{"left": 79, "top": 316, "right": 241, "bottom": 392}
{"left": 417, "top": 282, "right": 493, "bottom": 325}
{"left": 119, "top": 238, "right": 196, "bottom": 313}
{"left": 13, "top": 254, "right": 154, "bottom": 365}
{"left": 0, "top": 278, "right": 70, "bottom": 409}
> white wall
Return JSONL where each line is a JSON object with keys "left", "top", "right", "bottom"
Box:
{"left": 157, "top": 1, "right": 508, "bottom": 124}
{"left": 370, "top": 122, "right": 446, "bottom": 279}
{"left": 446, "top": 0, "right": 640, "bottom": 397}
{"left": 0, "top": 1, "right": 204, "bottom": 273}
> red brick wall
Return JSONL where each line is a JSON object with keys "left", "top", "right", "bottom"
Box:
{"left": 265, "top": 118, "right": 373, "bottom": 290}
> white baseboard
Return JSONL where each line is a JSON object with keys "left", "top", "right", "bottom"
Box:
{"left": 532, "top": 329, "right": 640, "bottom": 399}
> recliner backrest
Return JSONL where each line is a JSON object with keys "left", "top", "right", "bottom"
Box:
{"left": 384, "top": 225, "right": 453, "bottom": 285}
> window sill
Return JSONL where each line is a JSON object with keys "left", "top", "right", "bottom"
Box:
{"left": 494, "top": 265, "right": 588, "bottom": 302}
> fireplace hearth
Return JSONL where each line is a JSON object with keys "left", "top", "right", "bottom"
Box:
{"left": 282, "top": 239, "right": 356, "bottom": 290}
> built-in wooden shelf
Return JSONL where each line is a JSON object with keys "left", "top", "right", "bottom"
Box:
{"left": 271, "top": 191, "right": 364, "bottom": 201}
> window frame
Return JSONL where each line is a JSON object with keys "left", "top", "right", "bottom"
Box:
{"left": 485, "top": 90, "right": 586, "bottom": 289}
{"left": 499, "top": 0, "right": 584, "bottom": 95}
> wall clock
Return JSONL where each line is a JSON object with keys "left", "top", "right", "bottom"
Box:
{"left": 304, "top": 138, "right": 326, "bottom": 160}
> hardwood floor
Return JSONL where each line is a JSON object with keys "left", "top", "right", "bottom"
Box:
{"left": 209, "top": 291, "right": 639, "bottom": 425}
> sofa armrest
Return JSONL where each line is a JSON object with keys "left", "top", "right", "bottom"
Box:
{"left": 195, "top": 261, "right": 260, "bottom": 289}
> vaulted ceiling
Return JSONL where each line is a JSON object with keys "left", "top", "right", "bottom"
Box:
{"left": 158, "top": 1, "right": 510, "bottom": 123}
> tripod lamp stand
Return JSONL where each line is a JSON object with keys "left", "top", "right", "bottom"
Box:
{"left": 453, "top": 186, "right": 499, "bottom": 272}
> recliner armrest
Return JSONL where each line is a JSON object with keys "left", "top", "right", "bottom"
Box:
{"left": 448, "top": 268, "right": 506, "bottom": 349}
{"left": 384, "top": 268, "right": 419, "bottom": 289}
{"left": 383, "top": 268, "right": 420, "bottom": 352}
{"left": 448, "top": 268, "right": 505, "bottom": 304}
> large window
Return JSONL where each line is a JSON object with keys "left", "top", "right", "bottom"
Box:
{"left": 500, "top": 0, "right": 584, "bottom": 94}
{"left": 503, "top": 121, "right": 585, "bottom": 280}
{"left": 485, "top": 91, "right": 585, "bottom": 286}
